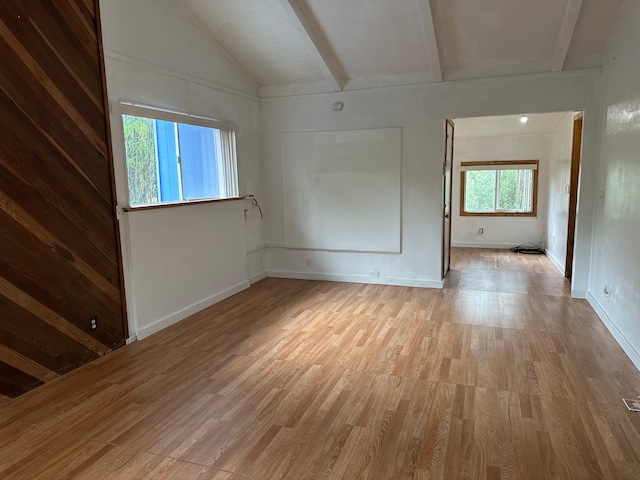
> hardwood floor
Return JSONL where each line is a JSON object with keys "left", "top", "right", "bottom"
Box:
{"left": 1, "top": 248, "right": 640, "bottom": 479}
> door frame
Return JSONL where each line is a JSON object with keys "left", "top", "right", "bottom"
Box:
{"left": 442, "top": 119, "right": 455, "bottom": 279}
{"left": 565, "top": 112, "right": 583, "bottom": 280}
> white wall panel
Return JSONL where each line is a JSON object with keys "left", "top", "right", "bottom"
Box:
{"left": 589, "top": 0, "right": 640, "bottom": 369}
{"left": 545, "top": 113, "right": 574, "bottom": 272}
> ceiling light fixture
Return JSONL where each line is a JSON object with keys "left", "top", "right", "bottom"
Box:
{"left": 520, "top": 114, "right": 528, "bottom": 124}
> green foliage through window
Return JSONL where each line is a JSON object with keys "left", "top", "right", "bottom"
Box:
{"left": 465, "top": 170, "right": 496, "bottom": 212}
{"left": 120, "top": 105, "right": 239, "bottom": 207}
{"left": 123, "top": 115, "right": 158, "bottom": 206}
{"left": 461, "top": 161, "right": 537, "bottom": 216}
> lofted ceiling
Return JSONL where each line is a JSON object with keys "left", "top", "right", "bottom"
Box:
{"left": 175, "top": 0, "right": 625, "bottom": 95}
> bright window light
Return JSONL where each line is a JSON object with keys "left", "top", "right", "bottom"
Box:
{"left": 120, "top": 104, "right": 238, "bottom": 207}
{"left": 460, "top": 160, "right": 538, "bottom": 216}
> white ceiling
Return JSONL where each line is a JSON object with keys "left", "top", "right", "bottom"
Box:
{"left": 175, "top": 0, "right": 625, "bottom": 95}
{"left": 454, "top": 112, "right": 573, "bottom": 138}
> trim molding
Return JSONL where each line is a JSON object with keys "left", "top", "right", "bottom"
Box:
{"left": 545, "top": 249, "right": 564, "bottom": 274}
{"left": 246, "top": 244, "right": 267, "bottom": 255}
{"left": 137, "top": 280, "right": 250, "bottom": 340}
{"left": 267, "top": 270, "right": 443, "bottom": 289}
{"left": 123, "top": 196, "right": 242, "bottom": 213}
{"left": 249, "top": 271, "right": 268, "bottom": 284}
{"left": 259, "top": 67, "right": 602, "bottom": 101}
{"left": 103, "top": 51, "right": 260, "bottom": 102}
{"left": 587, "top": 292, "right": 640, "bottom": 371}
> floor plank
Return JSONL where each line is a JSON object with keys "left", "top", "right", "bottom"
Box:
{"left": 1, "top": 248, "right": 639, "bottom": 479}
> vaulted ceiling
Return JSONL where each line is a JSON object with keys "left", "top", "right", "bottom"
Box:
{"left": 176, "top": 0, "right": 625, "bottom": 96}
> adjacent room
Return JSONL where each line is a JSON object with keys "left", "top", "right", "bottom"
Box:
{"left": 451, "top": 112, "right": 581, "bottom": 275}
{"left": 1, "top": 0, "right": 639, "bottom": 478}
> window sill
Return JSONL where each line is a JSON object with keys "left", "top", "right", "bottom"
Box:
{"left": 123, "top": 196, "right": 244, "bottom": 213}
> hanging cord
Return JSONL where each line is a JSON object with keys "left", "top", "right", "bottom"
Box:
{"left": 245, "top": 195, "right": 263, "bottom": 219}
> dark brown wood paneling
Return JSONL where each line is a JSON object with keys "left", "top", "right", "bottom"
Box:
{"left": 0, "top": 0, "right": 126, "bottom": 398}
{"left": 0, "top": 361, "right": 43, "bottom": 398}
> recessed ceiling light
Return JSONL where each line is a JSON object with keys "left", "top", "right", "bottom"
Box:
{"left": 520, "top": 114, "right": 528, "bottom": 124}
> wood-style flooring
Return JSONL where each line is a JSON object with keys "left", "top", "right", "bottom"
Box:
{"left": 1, "top": 248, "right": 640, "bottom": 479}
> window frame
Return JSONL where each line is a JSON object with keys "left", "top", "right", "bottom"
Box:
{"left": 118, "top": 103, "right": 240, "bottom": 210}
{"left": 459, "top": 160, "right": 539, "bottom": 217}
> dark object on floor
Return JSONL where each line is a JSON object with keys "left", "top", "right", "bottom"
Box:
{"left": 512, "top": 242, "right": 545, "bottom": 255}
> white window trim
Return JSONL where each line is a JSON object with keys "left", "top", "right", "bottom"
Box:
{"left": 118, "top": 102, "right": 240, "bottom": 209}
{"left": 116, "top": 102, "right": 239, "bottom": 133}
{"left": 460, "top": 163, "right": 538, "bottom": 171}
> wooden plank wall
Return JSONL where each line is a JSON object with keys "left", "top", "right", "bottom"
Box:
{"left": 0, "top": 0, "right": 126, "bottom": 400}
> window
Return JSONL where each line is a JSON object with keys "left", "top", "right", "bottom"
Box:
{"left": 120, "top": 104, "right": 239, "bottom": 207}
{"left": 460, "top": 160, "right": 538, "bottom": 216}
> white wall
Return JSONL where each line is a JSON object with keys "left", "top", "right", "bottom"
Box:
{"left": 451, "top": 134, "right": 550, "bottom": 248}
{"left": 588, "top": 0, "right": 640, "bottom": 370}
{"left": 97, "top": 0, "right": 613, "bottom": 346}
{"left": 125, "top": 202, "right": 247, "bottom": 339}
{"left": 99, "top": 0, "right": 266, "bottom": 339}
{"left": 545, "top": 113, "right": 575, "bottom": 272}
{"left": 262, "top": 71, "right": 601, "bottom": 292}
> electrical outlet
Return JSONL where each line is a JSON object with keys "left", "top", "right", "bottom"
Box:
{"left": 369, "top": 270, "right": 380, "bottom": 277}
{"left": 552, "top": 235, "right": 556, "bottom": 245}
{"left": 260, "top": 258, "right": 264, "bottom": 269}
{"left": 478, "top": 227, "right": 484, "bottom": 235}
{"left": 89, "top": 316, "right": 98, "bottom": 331}
{"left": 604, "top": 285, "right": 610, "bottom": 302}
{"left": 305, "top": 258, "right": 312, "bottom": 267}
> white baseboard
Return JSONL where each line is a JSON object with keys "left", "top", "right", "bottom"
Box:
{"left": 246, "top": 244, "right": 266, "bottom": 255}
{"left": 126, "top": 336, "right": 137, "bottom": 345}
{"left": 451, "top": 242, "right": 517, "bottom": 249}
{"left": 545, "top": 249, "right": 564, "bottom": 274}
{"left": 570, "top": 289, "right": 587, "bottom": 299}
{"left": 587, "top": 292, "right": 640, "bottom": 371}
{"left": 267, "top": 270, "right": 443, "bottom": 289}
{"left": 249, "top": 271, "right": 268, "bottom": 284}
{"left": 137, "top": 280, "right": 250, "bottom": 340}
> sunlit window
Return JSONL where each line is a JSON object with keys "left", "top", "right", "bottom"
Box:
{"left": 460, "top": 160, "right": 538, "bottom": 216}
{"left": 120, "top": 105, "right": 238, "bottom": 207}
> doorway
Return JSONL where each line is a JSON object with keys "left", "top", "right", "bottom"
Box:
{"left": 443, "top": 112, "right": 581, "bottom": 280}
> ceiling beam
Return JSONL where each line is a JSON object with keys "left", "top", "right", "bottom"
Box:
{"left": 418, "top": 0, "right": 443, "bottom": 82}
{"left": 551, "top": 0, "right": 584, "bottom": 72}
{"left": 279, "top": 0, "right": 345, "bottom": 92}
